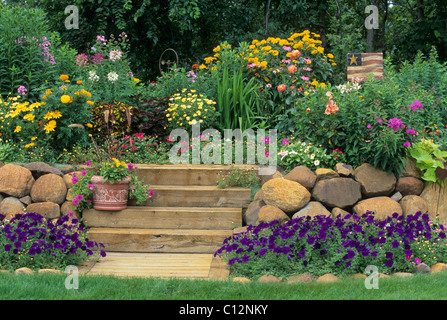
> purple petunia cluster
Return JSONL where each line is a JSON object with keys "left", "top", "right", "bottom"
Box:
{"left": 215, "top": 211, "right": 447, "bottom": 276}
{"left": 0, "top": 212, "right": 106, "bottom": 270}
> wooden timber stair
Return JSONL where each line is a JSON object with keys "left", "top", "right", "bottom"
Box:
{"left": 84, "top": 164, "right": 257, "bottom": 256}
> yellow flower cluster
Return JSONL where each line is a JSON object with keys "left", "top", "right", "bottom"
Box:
{"left": 112, "top": 157, "right": 126, "bottom": 167}
{"left": 166, "top": 89, "right": 216, "bottom": 129}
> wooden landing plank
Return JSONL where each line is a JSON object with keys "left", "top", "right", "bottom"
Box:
{"left": 87, "top": 253, "right": 215, "bottom": 278}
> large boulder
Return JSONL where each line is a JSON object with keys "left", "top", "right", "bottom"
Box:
{"left": 311, "top": 177, "right": 362, "bottom": 209}
{"left": 395, "top": 177, "right": 424, "bottom": 196}
{"left": 30, "top": 174, "right": 67, "bottom": 205}
{"left": 401, "top": 157, "right": 423, "bottom": 179}
{"left": 26, "top": 202, "right": 60, "bottom": 220}
{"left": 292, "top": 201, "right": 331, "bottom": 219}
{"left": 335, "top": 163, "right": 354, "bottom": 177}
{"left": 353, "top": 196, "right": 403, "bottom": 220}
{"left": 24, "top": 161, "right": 63, "bottom": 179}
{"left": 0, "top": 197, "right": 25, "bottom": 216}
{"left": 315, "top": 168, "right": 339, "bottom": 180}
{"left": 244, "top": 200, "right": 265, "bottom": 226}
{"left": 400, "top": 195, "right": 428, "bottom": 216}
{"left": 256, "top": 205, "right": 290, "bottom": 224}
{"left": 283, "top": 166, "right": 317, "bottom": 190}
{"left": 420, "top": 182, "right": 447, "bottom": 224}
{"left": 261, "top": 178, "right": 310, "bottom": 214}
{"left": 0, "top": 164, "right": 35, "bottom": 197}
{"left": 354, "top": 163, "right": 396, "bottom": 197}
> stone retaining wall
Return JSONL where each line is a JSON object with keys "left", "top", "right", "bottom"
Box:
{"left": 0, "top": 162, "right": 80, "bottom": 221}
{"left": 245, "top": 158, "right": 447, "bottom": 226}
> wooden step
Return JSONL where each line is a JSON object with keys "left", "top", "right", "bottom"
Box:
{"left": 133, "top": 164, "right": 259, "bottom": 186}
{"left": 87, "top": 228, "right": 232, "bottom": 253}
{"left": 83, "top": 206, "right": 242, "bottom": 230}
{"left": 130, "top": 185, "right": 252, "bottom": 208}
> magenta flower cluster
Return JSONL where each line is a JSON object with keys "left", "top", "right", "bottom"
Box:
{"left": 215, "top": 211, "right": 447, "bottom": 275}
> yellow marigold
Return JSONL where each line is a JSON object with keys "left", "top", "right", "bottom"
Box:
{"left": 14, "top": 126, "right": 21, "bottom": 133}
{"left": 52, "top": 110, "right": 62, "bottom": 119}
{"left": 23, "top": 113, "right": 35, "bottom": 122}
{"left": 76, "top": 80, "right": 83, "bottom": 84}
{"left": 87, "top": 100, "right": 94, "bottom": 106}
{"left": 60, "top": 75, "right": 69, "bottom": 81}
{"left": 44, "top": 120, "right": 56, "bottom": 134}
{"left": 61, "top": 95, "right": 71, "bottom": 104}
{"left": 327, "top": 53, "right": 334, "bottom": 59}
{"left": 86, "top": 123, "right": 93, "bottom": 128}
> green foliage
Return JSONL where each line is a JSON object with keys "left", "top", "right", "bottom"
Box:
{"left": 408, "top": 139, "right": 447, "bottom": 185}
{"left": 77, "top": 32, "right": 142, "bottom": 105}
{"left": 217, "top": 166, "right": 260, "bottom": 189}
{"left": 131, "top": 97, "right": 169, "bottom": 138}
{"left": 278, "top": 138, "right": 346, "bottom": 172}
{"left": 215, "top": 67, "right": 262, "bottom": 131}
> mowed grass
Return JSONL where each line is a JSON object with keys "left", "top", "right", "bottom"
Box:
{"left": 1, "top": 271, "right": 447, "bottom": 300}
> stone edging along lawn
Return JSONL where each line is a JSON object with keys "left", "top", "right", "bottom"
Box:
{"left": 229, "top": 262, "right": 447, "bottom": 284}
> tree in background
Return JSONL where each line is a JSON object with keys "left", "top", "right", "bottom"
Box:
{"left": 2, "top": 0, "right": 446, "bottom": 85}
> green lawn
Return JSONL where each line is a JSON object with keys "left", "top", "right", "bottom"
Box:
{"left": 1, "top": 271, "right": 447, "bottom": 301}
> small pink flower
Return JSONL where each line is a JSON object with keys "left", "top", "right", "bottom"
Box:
{"left": 277, "top": 84, "right": 287, "bottom": 92}
{"left": 282, "top": 139, "right": 289, "bottom": 145}
{"left": 81, "top": 170, "right": 86, "bottom": 176}
{"left": 283, "top": 46, "right": 291, "bottom": 51}
{"left": 287, "top": 64, "right": 297, "bottom": 73}
{"left": 72, "top": 198, "right": 79, "bottom": 206}
{"left": 71, "top": 176, "right": 78, "bottom": 184}
{"left": 415, "top": 258, "right": 421, "bottom": 265}
{"left": 128, "top": 163, "right": 134, "bottom": 170}
{"left": 265, "top": 151, "right": 270, "bottom": 157}
{"left": 403, "top": 141, "right": 411, "bottom": 148}
{"left": 88, "top": 184, "right": 94, "bottom": 190}
{"left": 85, "top": 160, "right": 91, "bottom": 166}
{"left": 301, "top": 76, "right": 309, "bottom": 81}
{"left": 290, "top": 50, "right": 301, "bottom": 59}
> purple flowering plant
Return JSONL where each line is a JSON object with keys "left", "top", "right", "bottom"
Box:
{"left": 215, "top": 211, "right": 447, "bottom": 279}
{"left": 0, "top": 212, "right": 106, "bottom": 271}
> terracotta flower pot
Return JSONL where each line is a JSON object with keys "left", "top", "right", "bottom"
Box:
{"left": 91, "top": 175, "right": 132, "bottom": 211}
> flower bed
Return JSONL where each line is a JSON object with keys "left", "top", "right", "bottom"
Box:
{"left": 215, "top": 211, "right": 447, "bottom": 279}
{"left": 0, "top": 211, "right": 105, "bottom": 271}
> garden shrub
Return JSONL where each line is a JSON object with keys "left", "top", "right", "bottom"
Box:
{"left": 76, "top": 33, "right": 142, "bottom": 106}
{"left": 131, "top": 97, "right": 170, "bottom": 138}
{"left": 217, "top": 166, "right": 260, "bottom": 189}
{"left": 199, "top": 31, "right": 336, "bottom": 129}
{"left": 278, "top": 138, "right": 346, "bottom": 172}
{"left": 165, "top": 88, "right": 218, "bottom": 134}
{"left": 215, "top": 211, "right": 447, "bottom": 279}
{"left": 0, "top": 212, "right": 106, "bottom": 271}
{"left": 289, "top": 49, "right": 447, "bottom": 176}
{"left": 0, "top": 5, "right": 78, "bottom": 101}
